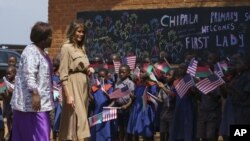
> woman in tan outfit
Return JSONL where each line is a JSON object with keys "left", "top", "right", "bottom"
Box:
{"left": 59, "top": 20, "right": 94, "bottom": 141}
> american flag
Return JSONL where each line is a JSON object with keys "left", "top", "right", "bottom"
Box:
{"left": 214, "top": 62, "right": 224, "bottom": 77}
{"left": 102, "top": 107, "right": 117, "bottom": 122}
{"left": 88, "top": 112, "right": 103, "bottom": 127}
{"left": 3, "top": 76, "right": 14, "bottom": 89}
{"left": 186, "top": 58, "right": 198, "bottom": 77}
{"left": 195, "top": 73, "right": 225, "bottom": 94}
{"left": 113, "top": 60, "right": 121, "bottom": 74}
{"left": 175, "top": 74, "right": 194, "bottom": 98}
{"left": 122, "top": 56, "right": 136, "bottom": 70}
{"left": 108, "top": 85, "right": 130, "bottom": 99}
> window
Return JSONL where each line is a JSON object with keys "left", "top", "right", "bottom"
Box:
{"left": 0, "top": 51, "right": 8, "bottom": 63}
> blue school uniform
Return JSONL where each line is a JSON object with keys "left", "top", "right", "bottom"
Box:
{"left": 0, "top": 107, "right": 3, "bottom": 129}
{"left": 220, "top": 71, "right": 250, "bottom": 137}
{"left": 114, "top": 78, "right": 135, "bottom": 135}
{"left": 159, "top": 85, "right": 176, "bottom": 133}
{"left": 127, "top": 82, "right": 158, "bottom": 137}
{"left": 169, "top": 88, "right": 197, "bottom": 141}
{"left": 220, "top": 95, "right": 235, "bottom": 137}
{"left": 52, "top": 74, "right": 62, "bottom": 132}
{"left": 197, "top": 88, "right": 222, "bottom": 139}
{"left": 90, "top": 83, "right": 113, "bottom": 141}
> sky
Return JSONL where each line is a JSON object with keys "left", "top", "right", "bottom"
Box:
{"left": 0, "top": 0, "right": 48, "bottom": 45}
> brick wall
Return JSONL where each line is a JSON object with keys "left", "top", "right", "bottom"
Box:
{"left": 48, "top": 0, "right": 250, "bottom": 58}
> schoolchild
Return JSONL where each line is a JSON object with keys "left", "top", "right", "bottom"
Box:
{"left": 196, "top": 52, "right": 222, "bottom": 141}
{"left": 157, "top": 69, "right": 176, "bottom": 141}
{"left": 89, "top": 68, "right": 114, "bottom": 141}
{"left": 169, "top": 63, "right": 197, "bottom": 141}
{"left": 1, "top": 66, "right": 16, "bottom": 140}
{"left": 108, "top": 64, "right": 135, "bottom": 141}
{"left": 127, "top": 71, "right": 158, "bottom": 141}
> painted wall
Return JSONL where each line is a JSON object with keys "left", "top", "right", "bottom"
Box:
{"left": 48, "top": 0, "right": 250, "bottom": 60}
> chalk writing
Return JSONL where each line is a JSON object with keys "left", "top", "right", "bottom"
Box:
{"left": 210, "top": 12, "right": 238, "bottom": 23}
{"left": 77, "top": 7, "right": 250, "bottom": 64}
{"left": 161, "top": 14, "right": 198, "bottom": 27}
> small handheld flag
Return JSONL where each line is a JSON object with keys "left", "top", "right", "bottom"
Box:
{"left": 102, "top": 107, "right": 117, "bottom": 122}
{"left": 187, "top": 58, "right": 198, "bottom": 77}
{"left": 175, "top": 74, "right": 194, "bottom": 98}
{"left": 195, "top": 73, "right": 225, "bottom": 95}
{"left": 108, "top": 85, "right": 130, "bottom": 99}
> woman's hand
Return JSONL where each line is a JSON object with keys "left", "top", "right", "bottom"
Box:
{"left": 31, "top": 89, "right": 41, "bottom": 111}
{"left": 87, "top": 67, "right": 95, "bottom": 76}
{"left": 66, "top": 95, "right": 75, "bottom": 109}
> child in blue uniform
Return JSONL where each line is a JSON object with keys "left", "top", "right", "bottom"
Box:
{"left": 127, "top": 71, "right": 158, "bottom": 141}
{"left": 51, "top": 57, "right": 62, "bottom": 140}
{"left": 157, "top": 69, "right": 176, "bottom": 141}
{"left": 89, "top": 68, "right": 114, "bottom": 141}
{"left": 108, "top": 64, "right": 135, "bottom": 141}
{"left": 220, "top": 55, "right": 250, "bottom": 141}
{"left": 1, "top": 66, "right": 16, "bottom": 140}
{"left": 169, "top": 63, "right": 197, "bottom": 141}
{"left": 196, "top": 53, "right": 222, "bottom": 141}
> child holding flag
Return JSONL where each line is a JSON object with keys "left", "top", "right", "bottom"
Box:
{"left": 220, "top": 55, "right": 250, "bottom": 141}
{"left": 157, "top": 69, "right": 176, "bottom": 141}
{"left": 127, "top": 70, "right": 158, "bottom": 141}
{"left": 196, "top": 52, "right": 223, "bottom": 141}
{"left": 89, "top": 68, "right": 114, "bottom": 141}
{"left": 109, "top": 64, "right": 135, "bottom": 141}
{"left": 51, "top": 57, "right": 62, "bottom": 140}
{"left": 169, "top": 63, "right": 197, "bottom": 141}
{"left": 1, "top": 66, "right": 16, "bottom": 140}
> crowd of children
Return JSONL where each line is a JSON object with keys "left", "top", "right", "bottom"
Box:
{"left": 0, "top": 56, "right": 17, "bottom": 141}
{"left": 85, "top": 51, "right": 250, "bottom": 141}
{"left": 0, "top": 50, "right": 249, "bottom": 141}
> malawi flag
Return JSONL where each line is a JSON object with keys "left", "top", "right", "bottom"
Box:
{"left": 154, "top": 62, "right": 171, "bottom": 77}
{"left": 149, "top": 72, "right": 158, "bottom": 82}
{"left": 143, "top": 63, "right": 153, "bottom": 74}
{"left": 0, "top": 82, "right": 7, "bottom": 94}
{"left": 195, "top": 66, "right": 212, "bottom": 78}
